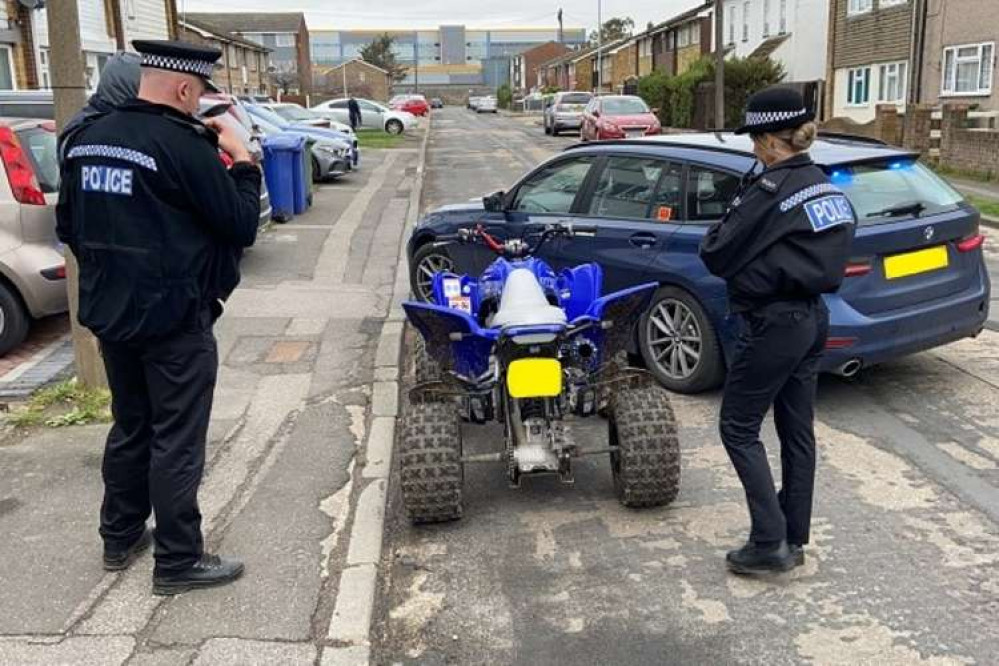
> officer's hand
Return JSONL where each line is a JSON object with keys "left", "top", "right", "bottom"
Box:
{"left": 204, "top": 118, "right": 252, "bottom": 164}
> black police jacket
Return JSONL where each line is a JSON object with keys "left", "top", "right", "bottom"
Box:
{"left": 699, "top": 153, "right": 855, "bottom": 313}
{"left": 56, "top": 99, "right": 261, "bottom": 342}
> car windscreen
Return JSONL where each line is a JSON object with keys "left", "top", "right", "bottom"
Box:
{"left": 560, "top": 93, "right": 591, "bottom": 105}
{"left": 601, "top": 98, "right": 649, "bottom": 115}
{"left": 17, "top": 126, "right": 59, "bottom": 193}
{"left": 273, "top": 105, "right": 315, "bottom": 121}
{"left": 249, "top": 105, "right": 290, "bottom": 128}
{"left": 828, "top": 159, "right": 964, "bottom": 225}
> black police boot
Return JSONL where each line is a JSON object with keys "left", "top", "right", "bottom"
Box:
{"left": 152, "top": 554, "right": 244, "bottom": 596}
{"left": 726, "top": 540, "right": 796, "bottom": 574}
{"left": 103, "top": 528, "right": 152, "bottom": 571}
{"left": 789, "top": 543, "right": 805, "bottom": 568}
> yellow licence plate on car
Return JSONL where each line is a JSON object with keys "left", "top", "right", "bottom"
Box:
{"left": 883, "top": 245, "right": 949, "bottom": 280}
{"left": 507, "top": 358, "right": 563, "bottom": 399}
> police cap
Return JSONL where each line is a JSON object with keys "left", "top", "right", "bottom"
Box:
{"left": 133, "top": 40, "right": 222, "bottom": 93}
{"left": 734, "top": 86, "right": 815, "bottom": 135}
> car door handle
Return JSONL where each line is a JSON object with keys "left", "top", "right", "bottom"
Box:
{"left": 629, "top": 232, "right": 657, "bottom": 249}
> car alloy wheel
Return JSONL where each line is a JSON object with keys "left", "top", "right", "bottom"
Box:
{"left": 646, "top": 298, "right": 702, "bottom": 380}
{"left": 386, "top": 119, "right": 404, "bottom": 135}
{"left": 414, "top": 251, "right": 454, "bottom": 302}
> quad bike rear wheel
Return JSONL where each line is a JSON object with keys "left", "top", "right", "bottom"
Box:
{"left": 399, "top": 401, "right": 464, "bottom": 523}
{"left": 609, "top": 385, "right": 680, "bottom": 508}
{"left": 413, "top": 336, "right": 443, "bottom": 385}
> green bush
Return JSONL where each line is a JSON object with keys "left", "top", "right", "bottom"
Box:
{"left": 497, "top": 84, "right": 513, "bottom": 110}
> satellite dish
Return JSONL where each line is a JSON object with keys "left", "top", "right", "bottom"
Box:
{"left": 19, "top": 0, "right": 45, "bottom": 9}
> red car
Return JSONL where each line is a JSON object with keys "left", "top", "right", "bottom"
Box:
{"left": 580, "top": 95, "right": 661, "bottom": 141}
{"left": 391, "top": 95, "right": 430, "bottom": 117}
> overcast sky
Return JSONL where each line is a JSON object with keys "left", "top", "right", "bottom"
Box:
{"left": 179, "top": 0, "right": 704, "bottom": 33}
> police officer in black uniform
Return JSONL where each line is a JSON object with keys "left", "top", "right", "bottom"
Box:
{"left": 56, "top": 41, "right": 261, "bottom": 595}
{"left": 699, "top": 87, "right": 855, "bottom": 574}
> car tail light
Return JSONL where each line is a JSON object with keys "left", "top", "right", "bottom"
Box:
{"left": 825, "top": 336, "right": 857, "bottom": 350}
{"left": 844, "top": 261, "right": 872, "bottom": 277}
{"left": 956, "top": 233, "right": 985, "bottom": 252}
{"left": 0, "top": 127, "right": 45, "bottom": 206}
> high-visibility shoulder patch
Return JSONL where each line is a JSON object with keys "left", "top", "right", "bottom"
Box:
{"left": 803, "top": 195, "right": 855, "bottom": 232}
{"left": 779, "top": 183, "right": 842, "bottom": 212}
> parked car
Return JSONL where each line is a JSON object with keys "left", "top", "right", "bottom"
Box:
{"left": 406, "top": 133, "right": 989, "bottom": 393}
{"left": 246, "top": 104, "right": 359, "bottom": 168}
{"left": 467, "top": 96, "right": 481, "bottom": 111}
{"left": 0, "top": 118, "right": 68, "bottom": 354}
{"left": 237, "top": 94, "right": 274, "bottom": 104}
{"left": 0, "top": 91, "right": 58, "bottom": 121}
{"left": 544, "top": 91, "right": 594, "bottom": 136}
{"left": 248, "top": 112, "right": 351, "bottom": 182}
{"left": 309, "top": 98, "right": 416, "bottom": 135}
{"left": 581, "top": 95, "right": 661, "bottom": 141}
{"left": 430, "top": 98, "right": 444, "bottom": 109}
{"left": 476, "top": 96, "right": 498, "bottom": 114}
{"left": 258, "top": 102, "right": 333, "bottom": 129}
{"left": 390, "top": 94, "right": 430, "bottom": 117}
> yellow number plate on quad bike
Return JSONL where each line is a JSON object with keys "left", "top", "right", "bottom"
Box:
{"left": 507, "top": 358, "right": 563, "bottom": 398}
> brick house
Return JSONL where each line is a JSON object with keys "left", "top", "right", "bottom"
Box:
{"left": 320, "top": 59, "right": 391, "bottom": 101}
{"left": 634, "top": 2, "right": 714, "bottom": 79}
{"left": 917, "top": 0, "right": 997, "bottom": 113}
{"left": 186, "top": 13, "right": 313, "bottom": 95}
{"left": 826, "top": 0, "right": 914, "bottom": 122}
{"left": 610, "top": 39, "right": 639, "bottom": 93}
{"left": 573, "top": 51, "right": 594, "bottom": 91}
{"left": 179, "top": 17, "right": 271, "bottom": 96}
{"left": 508, "top": 40, "right": 571, "bottom": 94}
{"left": 4, "top": 0, "right": 177, "bottom": 91}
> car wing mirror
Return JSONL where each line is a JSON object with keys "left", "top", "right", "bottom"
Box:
{"left": 483, "top": 190, "right": 506, "bottom": 213}
{"left": 199, "top": 102, "right": 232, "bottom": 119}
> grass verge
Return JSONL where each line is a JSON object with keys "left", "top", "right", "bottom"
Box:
{"left": 966, "top": 195, "right": 999, "bottom": 219}
{"left": 355, "top": 129, "right": 407, "bottom": 149}
{"left": 6, "top": 378, "right": 112, "bottom": 428}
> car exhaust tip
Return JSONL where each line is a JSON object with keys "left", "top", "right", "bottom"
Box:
{"left": 835, "top": 359, "right": 863, "bottom": 378}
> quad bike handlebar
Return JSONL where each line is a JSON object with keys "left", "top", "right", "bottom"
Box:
{"left": 437, "top": 222, "right": 596, "bottom": 259}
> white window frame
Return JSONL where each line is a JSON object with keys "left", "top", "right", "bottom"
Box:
{"left": 38, "top": 48, "right": 49, "bottom": 90}
{"left": 879, "top": 0, "right": 907, "bottom": 7}
{"left": 847, "top": 66, "right": 871, "bottom": 106}
{"left": 275, "top": 34, "right": 295, "bottom": 48}
{"left": 941, "top": 42, "right": 995, "bottom": 97}
{"left": 848, "top": 0, "right": 873, "bottom": 16}
{"left": 877, "top": 61, "right": 907, "bottom": 102}
{"left": 727, "top": 4, "right": 736, "bottom": 44}
{"left": 0, "top": 45, "right": 16, "bottom": 91}
{"left": 742, "top": 1, "right": 750, "bottom": 42}
{"left": 779, "top": 0, "right": 787, "bottom": 34}
{"left": 763, "top": 0, "right": 771, "bottom": 37}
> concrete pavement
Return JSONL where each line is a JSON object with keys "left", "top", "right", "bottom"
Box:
{"left": 0, "top": 128, "right": 425, "bottom": 664}
{"left": 375, "top": 108, "right": 999, "bottom": 665}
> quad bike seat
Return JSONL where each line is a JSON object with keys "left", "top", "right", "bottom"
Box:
{"left": 489, "top": 268, "right": 567, "bottom": 329}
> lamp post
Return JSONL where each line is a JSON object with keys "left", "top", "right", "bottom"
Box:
{"left": 596, "top": 0, "right": 602, "bottom": 92}
{"left": 714, "top": 0, "right": 725, "bottom": 128}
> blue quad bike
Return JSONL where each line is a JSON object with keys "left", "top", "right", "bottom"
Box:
{"left": 400, "top": 223, "right": 680, "bottom": 523}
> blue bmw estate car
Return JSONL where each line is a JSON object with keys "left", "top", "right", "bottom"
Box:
{"left": 407, "top": 133, "right": 990, "bottom": 393}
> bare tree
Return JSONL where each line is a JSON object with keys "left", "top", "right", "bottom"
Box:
{"left": 270, "top": 64, "right": 300, "bottom": 95}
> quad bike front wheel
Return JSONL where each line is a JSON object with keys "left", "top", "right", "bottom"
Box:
{"left": 609, "top": 385, "right": 680, "bottom": 508}
{"left": 399, "top": 401, "right": 464, "bottom": 523}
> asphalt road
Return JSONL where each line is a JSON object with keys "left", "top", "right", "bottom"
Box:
{"left": 376, "top": 108, "right": 999, "bottom": 665}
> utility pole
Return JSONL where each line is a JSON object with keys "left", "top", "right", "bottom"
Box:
{"left": 47, "top": 0, "right": 107, "bottom": 388}
{"left": 714, "top": 0, "right": 725, "bottom": 128}
{"left": 596, "top": 0, "right": 602, "bottom": 92}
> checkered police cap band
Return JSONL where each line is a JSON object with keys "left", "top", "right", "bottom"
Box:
{"left": 141, "top": 53, "right": 214, "bottom": 79}
{"left": 743, "top": 108, "right": 808, "bottom": 128}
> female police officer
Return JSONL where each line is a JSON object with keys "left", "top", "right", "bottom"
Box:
{"left": 699, "top": 87, "right": 855, "bottom": 574}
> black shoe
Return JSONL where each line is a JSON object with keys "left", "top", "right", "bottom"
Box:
{"left": 103, "top": 529, "right": 152, "bottom": 571}
{"left": 152, "top": 554, "right": 244, "bottom": 596}
{"left": 726, "top": 540, "right": 796, "bottom": 574}
{"left": 789, "top": 543, "right": 805, "bottom": 568}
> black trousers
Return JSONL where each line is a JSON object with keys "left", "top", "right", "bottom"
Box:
{"left": 99, "top": 327, "right": 218, "bottom": 574}
{"left": 719, "top": 299, "right": 828, "bottom": 545}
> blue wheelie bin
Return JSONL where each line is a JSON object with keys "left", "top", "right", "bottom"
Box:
{"left": 262, "top": 134, "right": 305, "bottom": 222}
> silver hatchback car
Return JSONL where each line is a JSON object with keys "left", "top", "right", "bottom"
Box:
{"left": 543, "top": 91, "right": 593, "bottom": 136}
{"left": 0, "top": 118, "right": 68, "bottom": 354}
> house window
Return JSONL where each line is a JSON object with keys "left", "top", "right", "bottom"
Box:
{"left": 666, "top": 31, "right": 675, "bottom": 50}
{"left": 690, "top": 23, "right": 700, "bottom": 45}
{"left": 0, "top": 46, "right": 14, "bottom": 90}
{"left": 879, "top": 0, "right": 907, "bottom": 6}
{"left": 125, "top": 0, "right": 136, "bottom": 19}
{"left": 878, "top": 61, "right": 907, "bottom": 102}
{"left": 847, "top": 67, "right": 871, "bottom": 105}
{"left": 678, "top": 25, "right": 690, "bottom": 48}
{"left": 779, "top": 0, "right": 787, "bottom": 34}
{"left": 38, "top": 48, "right": 49, "bottom": 90}
{"left": 848, "top": 0, "right": 873, "bottom": 15}
{"left": 742, "top": 1, "right": 750, "bottom": 42}
{"left": 727, "top": 4, "right": 736, "bottom": 44}
{"left": 763, "top": 0, "right": 771, "bottom": 37}
{"left": 275, "top": 34, "right": 295, "bottom": 47}
{"left": 942, "top": 42, "right": 994, "bottom": 96}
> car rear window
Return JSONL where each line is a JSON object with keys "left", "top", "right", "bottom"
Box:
{"left": 602, "top": 98, "right": 649, "bottom": 115}
{"left": 560, "top": 94, "right": 591, "bottom": 105}
{"left": 828, "top": 160, "right": 964, "bottom": 226}
{"left": 17, "top": 126, "right": 58, "bottom": 193}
